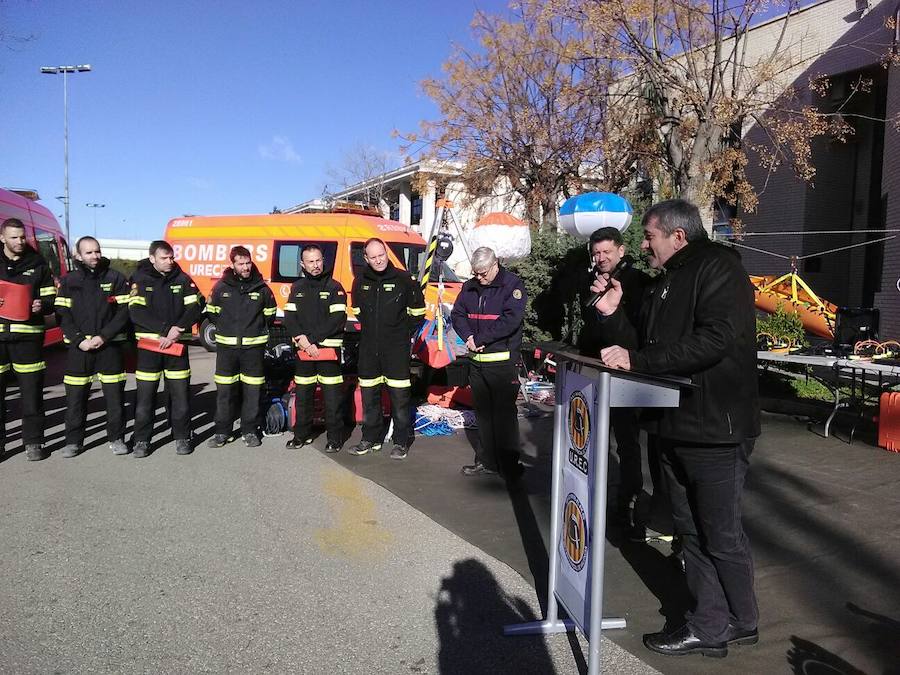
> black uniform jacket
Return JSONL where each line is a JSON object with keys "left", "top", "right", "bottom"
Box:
{"left": 283, "top": 268, "right": 347, "bottom": 350}
{"left": 602, "top": 239, "right": 760, "bottom": 445}
{"left": 450, "top": 267, "right": 527, "bottom": 362}
{"left": 0, "top": 244, "right": 56, "bottom": 342}
{"left": 128, "top": 259, "right": 202, "bottom": 341}
{"left": 205, "top": 265, "right": 276, "bottom": 348}
{"left": 350, "top": 262, "right": 426, "bottom": 351}
{"left": 54, "top": 258, "right": 130, "bottom": 346}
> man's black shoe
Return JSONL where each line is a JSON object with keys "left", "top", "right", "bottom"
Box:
{"left": 175, "top": 439, "right": 193, "bottom": 455}
{"left": 461, "top": 462, "right": 499, "bottom": 476}
{"left": 242, "top": 433, "right": 261, "bottom": 448}
{"left": 643, "top": 625, "right": 727, "bottom": 658}
{"left": 324, "top": 443, "right": 342, "bottom": 453}
{"left": 207, "top": 434, "right": 228, "bottom": 448}
{"left": 132, "top": 441, "right": 150, "bottom": 458}
{"left": 389, "top": 444, "right": 408, "bottom": 460}
{"left": 726, "top": 624, "right": 759, "bottom": 646}
{"left": 285, "top": 437, "right": 313, "bottom": 449}
{"left": 347, "top": 441, "right": 381, "bottom": 456}
{"left": 24, "top": 444, "right": 47, "bottom": 461}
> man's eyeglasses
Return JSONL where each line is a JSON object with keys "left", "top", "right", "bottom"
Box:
{"left": 473, "top": 262, "right": 496, "bottom": 279}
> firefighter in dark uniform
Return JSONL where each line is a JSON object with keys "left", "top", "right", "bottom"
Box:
{"left": 283, "top": 244, "right": 347, "bottom": 453}
{"left": 0, "top": 218, "right": 56, "bottom": 461}
{"left": 348, "top": 238, "right": 426, "bottom": 460}
{"left": 450, "top": 246, "right": 527, "bottom": 480}
{"left": 128, "top": 240, "right": 202, "bottom": 458}
{"left": 205, "top": 246, "right": 277, "bottom": 448}
{"left": 54, "top": 236, "right": 131, "bottom": 458}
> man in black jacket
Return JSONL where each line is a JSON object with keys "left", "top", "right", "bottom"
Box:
{"left": 592, "top": 199, "right": 760, "bottom": 658}
{"left": 0, "top": 218, "right": 57, "bottom": 460}
{"left": 205, "top": 246, "right": 276, "bottom": 448}
{"left": 128, "top": 240, "right": 203, "bottom": 458}
{"left": 54, "top": 236, "right": 131, "bottom": 457}
{"left": 283, "top": 244, "right": 347, "bottom": 453}
{"left": 450, "top": 246, "right": 527, "bottom": 480}
{"left": 578, "top": 227, "right": 651, "bottom": 530}
{"left": 348, "top": 238, "right": 425, "bottom": 460}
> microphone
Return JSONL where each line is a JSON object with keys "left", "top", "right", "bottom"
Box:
{"left": 585, "top": 255, "right": 634, "bottom": 309}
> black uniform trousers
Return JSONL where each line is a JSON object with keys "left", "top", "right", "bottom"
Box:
{"left": 292, "top": 359, "right": 343, "bottom": 445}
{"left": 358, "top": 348, "right": 412, "bottom": 446}
{"left": 659, "top": 437, "right": 758, "bottom": 643}
{"left": 0, "top": 341, "right": 45, "bottom": 446}
{"left": 469, "top": 361, "right": 521, "bottom": 475}
{"left": 64, "top": 343, "right": 126, "bottom": 445}
{"left": 214, "top": 346, "right": 265, "bottom": 436}
{"left": 133, "top": 347, "right": 191, "bottom": 443}
{"left": 611, "top": 407, "right": 643, "bottom": 508}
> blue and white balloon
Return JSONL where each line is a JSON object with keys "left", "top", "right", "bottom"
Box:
{"left": 559, "top": 192, "right": 633, "bottom": 238}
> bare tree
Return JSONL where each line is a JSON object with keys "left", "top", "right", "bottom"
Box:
{"left": 324, "top": 142, "right": 396, "bottom": 208}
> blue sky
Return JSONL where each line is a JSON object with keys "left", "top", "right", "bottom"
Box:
{"left": 0, "top": 0, "right": 510, "bottom": 242}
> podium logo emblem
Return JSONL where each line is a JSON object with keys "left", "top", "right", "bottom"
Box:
{"left": 563, "top": 493, "right": 587, "bottom": 572}
{"left": 568, "top": 392, "right": 590, "bottom": 454}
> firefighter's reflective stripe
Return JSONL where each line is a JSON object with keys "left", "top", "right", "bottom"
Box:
{"left": 182, "top": 294, "right": 199, "bottom": 305}
{"left": 240, "top": 374, "right": 265, "bottom": 385}
{"left": 242, "top": 335, "right": 268, "bottom": 346}
{"left": 39, "top": 285, "right": 56, "bottom": 297}
{"left": 164, "top": 369, "right": 191, "bottom": 380}
{"left": 63, "top": 333, "right": 128, "bottom": 344}
{"left": 320, "top": 338, "right": 343, "bottom": 348}
{"left": 215, "top": 334, "right": 238, "bottom": 345}
{"left": 284, "top": 302, "right": 297, "bottom": 312}
{"left": 54, "top": 296, "right": 73, "bottom": 308}
{"left": 385, "top": 377, "right": 411, "bottom": 388}
{"left": 98, "top": 372, "right": 127, "bottom": 384}
{"left": 215, "top": 373, "right": 240, "bottom": 385}
{"left": 350, "top": 306, "right": 361, "bottom": 315}
{"left": 130, "top": 296, "right": 148, "bottom": 306}
{"left": 114, "top": 294, "right": 131, "bottom": 304}
{"left": 407, "top": 306, "right": 426, "bottom": 317}
{"left": 329, "top": 303, "right": 346, "bottom": 314}
{"left": 64, "top": 374, "right": 92, "bottom": 386}
{"left": 135, "top": 370, "right": 163, "bottom": 382}
{"left": 318, "top": 374, "right": 344, "bottom": 385}
{"left": 216, "top": 334, "right": 268, "bottom": 346}
{"left": 294, "top": 374, "right": 318, "bottom": 386}
{"left": 10, "top": 324, "right": 44, "bottom": 334}
{"left": 358, "top": 375, "right": 384, "bottom": 387}
{"left": 471, "top": 351, "right": 511, "bottom": 362}
{"left": 206, "top": 303, "right": 221, "bottom": 314}
{"left": 0, "top": 363, "right": 9, "bottom": 374}
{"left": 263, "top": 307, "right": 276, "bottom": 316}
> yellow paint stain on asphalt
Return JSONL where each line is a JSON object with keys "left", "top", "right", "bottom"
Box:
{"left": 315, "top": 468, "right": 394, "bottom": 560}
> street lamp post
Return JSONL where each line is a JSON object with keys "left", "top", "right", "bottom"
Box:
{"left": 40, "top": 64, "right": 92, "bottom": 245}
{"left": 85, "top": 202, "right": 105, "bottom": 237}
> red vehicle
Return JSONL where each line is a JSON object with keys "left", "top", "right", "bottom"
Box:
{"left": 0, "top": 187, "right": 72, "bottom": 345}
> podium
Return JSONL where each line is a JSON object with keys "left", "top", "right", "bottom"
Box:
{"left": 504, "top": 349, "right": 691, "bottom": 675}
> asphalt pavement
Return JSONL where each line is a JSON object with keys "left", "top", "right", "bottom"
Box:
{"left": 0, "top": 346, "right": 655, "bottom": 675}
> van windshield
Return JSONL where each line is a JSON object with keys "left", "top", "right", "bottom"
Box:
{"left": 388, "top": 243, "right": 460, "bottom": 283}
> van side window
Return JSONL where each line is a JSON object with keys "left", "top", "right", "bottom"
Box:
{"left": 350, "top": 242, "right": 367, "bottom": 278}
{"left": 273, "top": 241, "right": 337, "bottom": 282}
{"left": 35, "top": 229, "right": 62, "bottom": 278}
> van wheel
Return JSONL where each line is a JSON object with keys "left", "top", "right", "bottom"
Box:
{"left": 199, "top": 319, "right": 217, "bottom": 352}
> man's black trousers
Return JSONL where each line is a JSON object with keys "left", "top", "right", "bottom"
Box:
{"left": 214, "top": 346, "right": 265, "bottom": 436}
{"left": 469, "top": 362, "right": 520, "bottom": 475}
{"left": 292, "top": 359, "right": 343, "bottom": 446}
{"left": 64, "top": 343, "right": 126, "bottom": 446}
{"left": 358, "top": 347, "right": 412, "bottom": 447}
{"left": 611, "top": 407, "right": 643, "bottom": 508}
{"left": 133, "top": 347, "right": 191, "bottom": 443}
{"left": 0, "top": 341, "right": 45, "bottom": 446}
{"left": 659, "top": 437, "right": 758, "bottom": 643}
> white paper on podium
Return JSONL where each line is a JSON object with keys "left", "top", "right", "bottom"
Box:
{"left": 555, "top": 370, "right": 596, "bottom": 636}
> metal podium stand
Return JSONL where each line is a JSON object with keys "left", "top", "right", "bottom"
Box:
{"left": 504, "top": 350, "right": 690, "bottom": 675}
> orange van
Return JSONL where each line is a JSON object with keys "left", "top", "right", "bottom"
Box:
{"left": 162, "top": 212, "right": 461, "bottom": 351}
{"left": 0, "top": 187, "right": 72, "bottom": 346}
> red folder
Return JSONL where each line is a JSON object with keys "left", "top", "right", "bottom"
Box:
{"left": 0, "top": 280, "right": 32, "bottom": 321}
{"left": 138, "top": 337, "right": 185, "bottom": 356}
{"left": 297, "top": 347, "right": 338, "bottom": 361}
